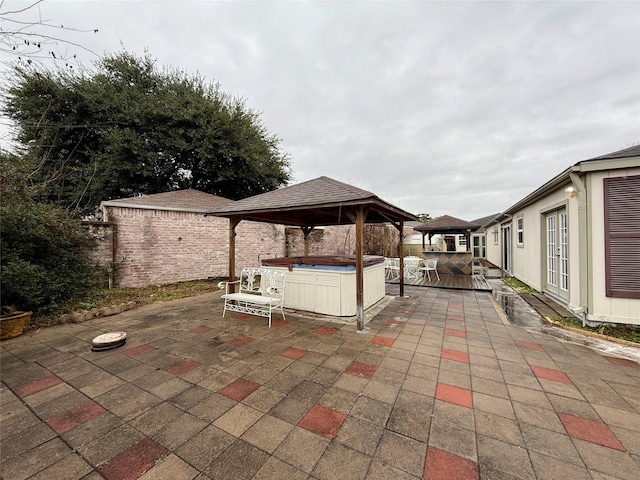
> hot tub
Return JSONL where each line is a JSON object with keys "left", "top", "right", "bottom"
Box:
{"left": 261, "top": 256, "right": 386, "bottom": 317}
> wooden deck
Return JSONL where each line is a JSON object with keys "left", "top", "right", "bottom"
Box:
{"left": 387, "top": 273, "right": 492, "bottom": 291}
{"left": 520, "top": 292, "right": 575, "bottom": 318}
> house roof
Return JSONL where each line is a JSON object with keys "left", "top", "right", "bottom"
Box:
{"left": 404, "top": 221, "right": 425, "bottom": 230}
{"left": 412, "top": 215, "right": 480, "bottom": 233}
{"left": 471, "top": 213, "right": 501, "bottom": 228}
{"left": 498, "top": 145, "right": 640, "bottom": 217}
{"left": 587, "top": 144, "right": 640, "bottom": 161}
{"left": 206, "top": 176, "right": 418, "bottom": 226}
{"left": 101, "top": 189, "right": 233, "bottom": 213}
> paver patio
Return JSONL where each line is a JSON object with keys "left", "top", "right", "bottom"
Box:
{"left": 1, "top": 285, "right": 639, "bottom": 479}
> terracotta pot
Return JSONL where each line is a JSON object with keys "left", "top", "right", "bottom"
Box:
{"left": 1, "top": 311, "right": 32, "bottom": 340}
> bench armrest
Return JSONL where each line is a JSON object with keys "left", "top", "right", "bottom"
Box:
{"left": 218, "top": 280, "right": 240, "bottom": 294}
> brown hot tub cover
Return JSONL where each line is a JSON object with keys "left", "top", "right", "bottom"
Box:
{"left": 261, "top": 255, "right": 384, "bottom": 270}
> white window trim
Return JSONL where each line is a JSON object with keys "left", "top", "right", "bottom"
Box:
{"left": 516, "top": 215, "right": 524, "bottom": 247}
{"left": 492, "top": 228, "right": 499, "bottom": 245}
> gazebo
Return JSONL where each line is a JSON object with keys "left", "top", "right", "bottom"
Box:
{"left": 413, "top": 215, "right": 480, "bottom": 275}
{"left": 413, "top": 215, "right": 480, "bottom": 249}
{"left": 206, "top": 177, "right": 418, "bottom": 331}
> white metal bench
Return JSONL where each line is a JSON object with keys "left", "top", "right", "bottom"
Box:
{"left": 218, "top": 267, "right": 286, "bottom": 327}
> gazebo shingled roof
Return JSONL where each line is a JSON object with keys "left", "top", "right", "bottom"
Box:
{"left": 412, "top": 215, "right": 480, "bottom": 252}
{"left": 413, "top": 215, "right": 480, "bottom": 233}
{"left": 207, "top": 176, "right": 418, "bottom": 226}
{"left": 206, "top": 176, "right": 418, "bottom": 331}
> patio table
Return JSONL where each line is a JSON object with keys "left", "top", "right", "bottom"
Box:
{"left": 403, "top": 256, "right": 422, "bottom": 280}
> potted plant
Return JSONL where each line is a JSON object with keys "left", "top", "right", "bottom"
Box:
{"left": 1, "top": 306, "right": 32, "bottom": 340}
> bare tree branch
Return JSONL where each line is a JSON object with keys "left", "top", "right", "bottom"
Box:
{"left": 0, "top": 0, "right": 99, "bottom": 67}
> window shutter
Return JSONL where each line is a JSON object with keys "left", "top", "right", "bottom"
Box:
{"left": 604, "top": 175, "right": 640, "bottom": 298}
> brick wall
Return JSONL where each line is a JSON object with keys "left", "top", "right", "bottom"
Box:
{"left": 95, "top": 206, "right": 412, "bottom": 287}
{"left": 284, "top": 225, "right": 356, "bottom": 256}
{"left": 236, "top": 220, "right": 286, "bottom": 269}
{"left": 100, "top": 206, "right": 287, "bottom": 287}
{"left": 84, "top": 221, "right": 115, "bottom": 265}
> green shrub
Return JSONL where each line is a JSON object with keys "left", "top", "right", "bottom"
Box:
{"left": 1, "top": 188, "right": 98, "bottom": 316}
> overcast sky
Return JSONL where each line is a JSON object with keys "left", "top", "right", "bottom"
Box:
{"left": 2, "top": 0, "right": 639, "bottom": 220}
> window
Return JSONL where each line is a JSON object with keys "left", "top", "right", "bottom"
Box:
{"left": 516, "top": 216, "right": 524, "bottom": 246}
{"left": 458, "top": 235, "right": 467, "bottom": 246}
{"left": 493, "top": 228, "right": 499, "bottom": 244}
{"left": 604, "top": 175, "right": 640, "bottom": 298}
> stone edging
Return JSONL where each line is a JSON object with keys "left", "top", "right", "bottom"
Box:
{"left": 53, "top": 302, "right": 138, "bottom": 325}
{"left": 545, "top": 317, "right": 640, "bottom": 349}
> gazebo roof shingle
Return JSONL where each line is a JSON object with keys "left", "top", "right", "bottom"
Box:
{"left": 207, "top": 176, "right": 417, "bottom": 226}
{"left": 413, "top": 215, "right": 480, "bottom": 233}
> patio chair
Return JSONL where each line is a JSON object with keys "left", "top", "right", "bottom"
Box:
{"left": 420, "top": 258, "right": 440, "bottom": 282}
{"left": 385, "top": 257, "right": 400, "bottom": 280}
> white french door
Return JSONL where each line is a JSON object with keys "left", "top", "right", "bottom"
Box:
{"left": 545, "top": 209, "right": 568, "bottom": 299}
{"left": 472, "top": 235, "right": 486, "bottom": 258}
{"left": 502, "top": 223, "right": 511, "bottom": 273}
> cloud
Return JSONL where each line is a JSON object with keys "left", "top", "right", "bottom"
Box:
{"left": 2, "top": 0, "right": 638, "bottom": 220}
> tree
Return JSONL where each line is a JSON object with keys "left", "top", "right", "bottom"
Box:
{"left": 2, "top": 51, "right": 291, "bottom": 215}
{"left": 417, "top": 213, "right": 432, "bottom": 223}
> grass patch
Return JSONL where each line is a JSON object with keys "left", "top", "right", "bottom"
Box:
{"left": 73, "top": 279, "right": 222, "bottom": 310}
{"left": 36, "top": 279, "right": 223, "bottom": 322}
{"left": 502, "top": 277, "right": 538, "bottom": 294}
{"left": 551, "top": 316, "right": 640, "bottom": 344}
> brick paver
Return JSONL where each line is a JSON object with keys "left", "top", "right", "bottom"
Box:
{"left": 1, "top": 286, "right": 639, "bottom": 479}
{"left": 279, "top": 347, "right": 308, "bottom": 360}
{"left": 46, "top": 400, "right": 105, "bottom": 434}
{"left": 14, "top": 375, "right": 64, "bottom": 398}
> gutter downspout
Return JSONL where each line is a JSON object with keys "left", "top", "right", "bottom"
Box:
{"left": 569, "top": 170, "right": 589, "bottom": 325}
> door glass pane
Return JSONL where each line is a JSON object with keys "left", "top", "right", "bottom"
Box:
{"left": 472, "top": 236, "right": 480, "bottom": 257}
{"left": 547, "top": 215, "right": 557, "bottom": 287}
{"left": 559, "top": 211, "right": 568, "bottom": 291}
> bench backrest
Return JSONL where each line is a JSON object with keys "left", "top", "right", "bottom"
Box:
{"left": 239, "top": 268, "right": 286, "bottom": 300}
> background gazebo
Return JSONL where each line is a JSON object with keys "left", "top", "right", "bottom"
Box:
{"left": 413, "top": 215, "right": 480, "bottom": 251}
{"left": 413, "top": 215, "right": 480, "bottom": 276}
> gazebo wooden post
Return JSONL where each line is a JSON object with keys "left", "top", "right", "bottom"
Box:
{"left": 301, "top": 226, "right": 314, "bottom": 256}
{"left": 355, "top": 207, "right": 366, "bottom": 331}
{"left": 398, "top": 220, "right": 405, "bottom": 297}
{"left": 228, "top": 216, "right": 241, "bottom": 293}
